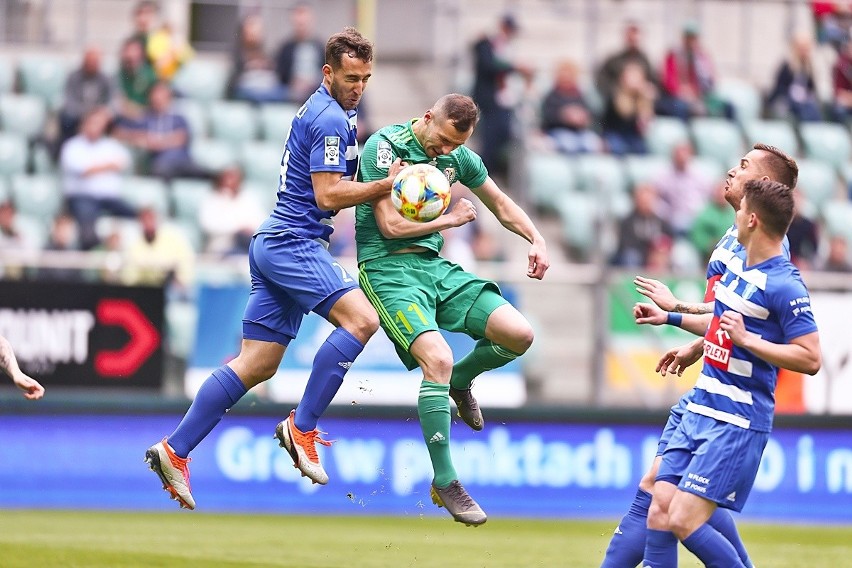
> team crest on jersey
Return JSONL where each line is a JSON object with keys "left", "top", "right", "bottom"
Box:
{"left": 443, "top": 167, "right": 457, "bottom": 184}
{"left": 324, "top": 136, "right": 340, "bottom": 165}
{"left": 377, "top": 140, "right": 393, "bottom": 168}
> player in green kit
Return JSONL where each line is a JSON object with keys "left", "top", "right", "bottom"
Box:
{"left": 356, "top": 93, "right": 549, "bottom": 525}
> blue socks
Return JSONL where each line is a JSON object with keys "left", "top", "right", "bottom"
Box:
{"left": 600, "top": 488, "right": 652, "bottom": 567}
{"left": 168, "top": 365, "right": 247, "bottom": 458}
{"left": 642, "top": 529, "right": 678, "bottom": 568}
{"left": 683, "top": 522, "right": 748, "bottom": 568}
{"left": 708, "top": 508, "right": 753, "bottom": 567}
{"left": 294, "top": 327, "right": 364, "bottom": 432}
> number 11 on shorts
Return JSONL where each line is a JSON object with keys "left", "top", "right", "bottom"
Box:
{"left": 395, "top": 303, "right": 428, "bottom": 334}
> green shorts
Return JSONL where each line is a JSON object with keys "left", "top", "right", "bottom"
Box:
{"left": 359, "top": 251, "right": 506, "bottom": 370}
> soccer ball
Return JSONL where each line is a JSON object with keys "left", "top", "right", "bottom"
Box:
{"left": 390, "top": 163, "right": 452, "bottom": 223}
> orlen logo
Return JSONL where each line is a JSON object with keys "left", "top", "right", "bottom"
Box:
{"left": 94, "top": 299, "right": 160, "bottom": 377}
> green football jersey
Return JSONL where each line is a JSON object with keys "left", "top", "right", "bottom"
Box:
{"left": 356, "top": 119, "right": 488, "bottom": 264}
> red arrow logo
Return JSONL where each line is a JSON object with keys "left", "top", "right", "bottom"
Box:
{"left": 94, "top": 299, "right": 160, "bottom": 377}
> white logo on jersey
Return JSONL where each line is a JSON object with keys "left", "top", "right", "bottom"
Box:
{"left": 377, "top": 141, "right": 392, "bottom": 168}
{"left": 324, "top": 136, "right": 340, "bottom": 165}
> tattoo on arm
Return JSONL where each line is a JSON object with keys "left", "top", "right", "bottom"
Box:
{"left": 673, "top": 303, "right": 713, "bottom": 315}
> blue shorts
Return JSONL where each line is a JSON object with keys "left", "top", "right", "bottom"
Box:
{"left": 657, "top": 411, "right": 769, "bottom": 512}
{"left": 242, "top": 232, "right": 359, "bottom": 345}
{"left": 657, "top": 401, "right": 687, "bottom": 456}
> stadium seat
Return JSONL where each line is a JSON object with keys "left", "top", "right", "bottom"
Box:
{"left": 0, "top": 94, "right": 48, "bottom": 140}
{"left": 741, "top": 119, "right": 799, "bottom": 155}
{"left": 822, "top": 200, "right": 852, "bottom": 243}
{"left": 172, "top": 59, "right": 229, "bottom": 103}
{"left": 691, "top": 155, "right": 726, "bottom": 184}
{"left": 9, "top": 174, "right": 62, "bottom": 219}
{"left": 120, "top": 176, "right": 170, "bottom": 215}
{"left": 670, "top": 237, "right": 702, "bottom": 273}
{"left": 259, "top": 103, "right": 299, "bottom": 142}
{"left": 0, "top": 133, "right": 28, "bottom": 176}
{"left": 646, "top": 116, "right": 690, "bottom": 157}
{"left": 174, "top": 98, "right": 208, "bottom": 139}
{"left": 799, "top": 122, "right": 852, "bottom": 170}
{"left": 243, "top": 179, "right": 279, "bottom": 213}
{"left": 573, "top": 153, "right": 627, "bottom": 195}
{"left": 170, "top": 178, "right": 214, "bottom": 221}
{"left": 527, "top": 152, "right": 575, "bottom": 212}
{"left": 208, "top": 101, "right": 258, "bottom": 146}
{"left": 166, "top": 219, "right": 203, "bottom": 254}
{"left": 715, "top": 78, "right": 761, "bottom": 123}
{"left": 795, "top": 158, "right": 840, "bottom": 210}
{"left": 0, "top": 177, "right": 8, "bottom": 201}
{"left": 690, "top": 117, "right": 745, "bottom": 168}
{"left": 17, "top": 56, "right": 67, "bottom": 109}
{"left": 240, "top": 141, "right": 283, "bottom": 185}
{"left": 189, "top": 138, "right": 238, "bottom": 172}
{"left": 0, "top": 58, "right": 13, "bottom": 94}
{"left": 95, "top": 216, "right": 142, "bottom": 248}
{"left": 165, "top": 299, "right": 198, "bottom": 359}
{"left": 555, "top": 190, "right": 599, "bottom": 260}
{"left": 623, "top": 154, "right": 669, "bottom": 186}
{"left": 15, "top": 213, "right": 48, "bottom": 249}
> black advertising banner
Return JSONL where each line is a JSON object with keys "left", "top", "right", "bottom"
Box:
{"left": 0, "top": 281, "right": 165, "bottom": 389}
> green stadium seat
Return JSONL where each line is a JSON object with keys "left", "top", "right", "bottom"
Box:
{"left": 172, "top": 59, "right": 229, "bottom": 103}
{"left": 10, "top": 174, "right": 62, "bottom": 219}
{"left": 690, "top": 117, "right": 745, "bottom": 168}
{"left": 623, "top": 154, "right": 669, "bottom": 186}
{"left": 555, "top": 190, "right": 599, "bottom": 261}
{"left": 527, "top": 152, "right": 575, "bottom": 212}
{"left": 741, "top": 119, "right": 798, "bottom": 155}
{"left": 259, "top": 103, "right": 299, "bottom": 142}
{"left": 189, "top": 138, "right": 238, "bottom": 172}
{"left": 240, "top": 141, "right": 283, "bottom": 185}
{"left": 0, "top": 58, "right": 14, "bottom": 94}
{"left": 174, "top": 98, "right": 208, "bottom": 139}
{"left": 822, "top": 200, "right": 852, "bottom": 243}
{"left": 170, "top": 178, "right": 214, "bottom": 221}
{"left": 243, "top": 179, "right": 278, "bottom": 213}
{"left": 0, "top": 133, "right": 28, "bottom": 176}
{"left": 15, "top": 213, "right": 48, "bottom": 249}
{"left": 795, "top": 158, "right": 840, "bottom": 210}
{"left": 691, "top": 155, "right": 726, "bottom": 184}
{"left": 646, "top": 117, "right": 690, "bottom": 157}
{"left": 165, "top": 299, "right": 198, "bottom": 358}
{"left": 799, "top": 122, "right": 851, "bottom": 170}
{"left": 715, "top": 78, "right": 761, "bottom": 123}
{"left": 0, "top": 94, "right": 48, "bottom": 139}
{"left": 208, "top": 100, "right": 258, "bottom": 146}
{"left": 17, "top": 56, "right": 67, "bottom": 109}
{"left": 120, "top": 176, "right": 169, "bottom": 215}
{"left": 166, "top": 219, "right": 203, "bottom": 254}
{"left": 573, "top": 153, "right": 627, "bottom": 195}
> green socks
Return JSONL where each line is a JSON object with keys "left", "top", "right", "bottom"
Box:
{"left": 418, "top": 380, "right": 456, "bottom": 487}
{"left": 450, "top": 339, "right": 520, "bottom": 390}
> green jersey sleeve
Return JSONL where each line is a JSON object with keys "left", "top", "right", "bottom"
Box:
{"left": 455, "top": 145, "right": 488, "bottom": 189}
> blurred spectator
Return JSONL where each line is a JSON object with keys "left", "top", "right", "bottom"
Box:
{"left": 126, "top": 0, "right": 159, "bottom": 56}
{"left": 60, "top": 107, "right": 135, "bottom": 250}
{"left": 39, "top": 213, "right": 83, "bottom": 282}
{"left": 813, "top": 1, "right": 852, "bottom": 50}
{"left": 57, "top": 47, "right": 114, "bottom": 154}
{"left": 116, "top": 37, "right": 158, "bottom": 121}
{"left": 688, "top": 181, "right": 733, "bottom": 262}
{"left": 659, "top": 22, "right": 733, "bottom": 120}
{"left": 654, "top": 141, "right": 714, "bottom": 235}
{"left": 767, "top": 33, "right": 823, "bottom": 122}
{"left": 818, "top": 234, "right": 852, "bottom": 271}
{"left": 831, "top": 39, "right": 852, "bottom": 121}
{"left": 123, "top": 207, "right": 195, "bottom": 299}
{"left": 601, "top": 61, "right": 655, "bottom": 155}
{"left": 0, "top": 200, "right": 36, "bottom": 252}
{"left": 540, "top": 59, "right": 601, "bottom": 155}
{"left": 471, "top": 13, "right": 534, "bottom": 178}
{"left": 787, "top": 190, "right": 820, "bottom": 269}
{"left": 275, "top": 2, "right": 324, "bottom": 105}
{"left": 198, "top": 167, "right": 265, "bottom": 255}
{"left": 125, "top": 1, "right": 192, "bottom": 82}
{"left": 114, "top": 81, "right": 209, "bottom": 181}
{"left": 228, "top": 14, "right": 287, "bottom": 105}
{"left": 612, "top": 182, "right": 673, "bottom": 267}
{"left": 596, "top": 20, "right": 658, "bottom": 103}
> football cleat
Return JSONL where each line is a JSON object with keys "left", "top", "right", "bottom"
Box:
{"left": 430, "top": 480, "right": 487, "bottom": 526}
{"left": 274, "top": 409, "right": 332, "bottom": 485}
{"left": 449, "top": 386, "right": 484, "bottom": 431}
{"left": 145, "top": 438, "right": 195, "bottom": 510}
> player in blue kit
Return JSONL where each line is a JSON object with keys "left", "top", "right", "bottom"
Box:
{"left": 601, "top": 143, "right": 798, "bottom": 568}
{"left": 144, "top": 27, "right": 402, "bottom": 510}
{"left": 642, "top": 179, "right": 821, "bottom": 567}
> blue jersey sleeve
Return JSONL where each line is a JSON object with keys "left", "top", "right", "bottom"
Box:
{"left": 309, "top": 111, "right": 352, "bottom": 175}
{"left": 771, "top": 278, "right": 818, "bottom": 342}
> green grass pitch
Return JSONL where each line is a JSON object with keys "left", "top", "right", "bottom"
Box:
{"left": 0, "top": 510, "right": 850, "bottom": 567}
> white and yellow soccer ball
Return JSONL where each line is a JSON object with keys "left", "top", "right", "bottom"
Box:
{"left": 390, "top": 163, "right": 452, "bottom": 223}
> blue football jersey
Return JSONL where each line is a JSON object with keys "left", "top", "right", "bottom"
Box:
{"left": 706, "top": 224, "right": 791, "bottom": 280}
{"left": 689, "top": 252, "right": 818, "bottom": 432}
{"left": 256, "top": 84, "right": 359, "bottom": 245}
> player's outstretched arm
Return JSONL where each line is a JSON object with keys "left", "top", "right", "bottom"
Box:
{"left": 634, "top": 303, "right": 712, "bottom": 336}
{"left": 312, "top": 158, "right": 404, "bottom": 211}
{"left": 0, "top": 336, "right": 44, "bottom": 400}
{"left": 656, "top": 337, "right": 704, "bottom": 377}
{"left": 720, "top": 311, "right": 822, "bottom": 375}
{"left": 634, "top": 276, "right": 713, "bottom": 314}
{"left": 471, "top": 177, "right": 549, "bottom": 279}
{"left": 372, "top": 194, "right": 477, "bottom": 239}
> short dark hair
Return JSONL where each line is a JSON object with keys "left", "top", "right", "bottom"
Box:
{"left": 753, "top": 143, "right": 798, "bottom": 189}
{"left": 325, "top": 27, "right": 373, "bottom": 69}
{"left": 433, "top": 93, "right": 480, "bottom": 133}
{"left": 743, "top": 179, "right": 795, "bottom": 237}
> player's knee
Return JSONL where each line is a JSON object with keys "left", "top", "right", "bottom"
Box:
{"left": 646, "top": 499, "right": 669, "bottom": 530}
{"left": 502, "top": 321, "right": 534, "bottom": 355}
{"left": 666, "top": 509, "right": 692, "bottom": 540}
{"left": 419, "top": 348, "right": 454, "bottom": 380}
{"left": 352, "top": 310, "right": 380, "bottom": 339}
